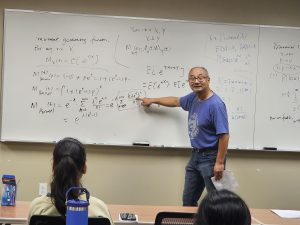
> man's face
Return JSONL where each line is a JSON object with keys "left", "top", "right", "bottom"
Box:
{"left": 188, "top": 67, "right": 210, "bottom": 93}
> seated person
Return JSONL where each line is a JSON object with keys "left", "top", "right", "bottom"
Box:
{"left": 194, "top": 189, "right": 251, "bottom": 225}
{"left": 28, "top": 137, "right": 114, "bottom": 225}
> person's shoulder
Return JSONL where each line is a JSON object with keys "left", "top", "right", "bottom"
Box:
{"left": 181, "top": 92, "right": 196, "bottom": 102}
{"left": 28, "top": 195, "right": 59, "bottom": 220}
{"left": 180, "top": 92, "right": 196, "bottom": 109}
{"left": 210, "top": 92, "right": 225, "bottom": 104}
{"left": 30, "top": 195, "right": 52, "bottom": 207}
{"left": 88, "top": 196, "right": 112, "bottom": 219}
{"left": 89, "top": 196, "right": 108, "bottom": 208}
{"left": 207, "top": 93, "right": 227, "bottom": 114}
{"left": 188, "top": 92, "right": 197, "bottom": 98}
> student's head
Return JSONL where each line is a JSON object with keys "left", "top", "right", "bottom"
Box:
{"left": 50, "top": 137, "right": 87, "bottom": 215}
{"left": 195, "top": 189, "right": 251, "bottom": 225}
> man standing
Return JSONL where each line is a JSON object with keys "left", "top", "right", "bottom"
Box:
{"left": 137, "top": 67, "right": 229, "bottom": 206}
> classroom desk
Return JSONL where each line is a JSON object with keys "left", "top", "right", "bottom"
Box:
{"left": 1, "top": 201, "right": 300, "bottom": 225}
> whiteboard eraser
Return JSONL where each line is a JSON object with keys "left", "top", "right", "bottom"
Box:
{"left": 132, "top": 141, "right": 149, "bottom": 146}
{"left": 263, "top": 147, "right": 277, "bottom": 150}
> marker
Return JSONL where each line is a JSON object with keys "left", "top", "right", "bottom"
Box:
{"left": 263, "top": 147, "right": 277, "bottom": 150}
{"left": 133, "top": 141, "right": 150, "bottom": 146}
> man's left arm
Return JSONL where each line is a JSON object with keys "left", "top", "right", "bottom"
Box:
{"left": 214, "top": 133, "right": 229, "bottom": 180}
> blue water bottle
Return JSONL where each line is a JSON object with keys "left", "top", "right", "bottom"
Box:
{"left": 66, "top": 187, "right": 90, "bottom": 225}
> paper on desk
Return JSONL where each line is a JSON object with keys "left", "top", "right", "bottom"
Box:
{"left": 211, "top": 170, "right": 238, "bottom": 191}
{"left": 271, "top": 209, "right": 300, "bottom": 218}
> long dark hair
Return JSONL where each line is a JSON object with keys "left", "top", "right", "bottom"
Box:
{"left": 50, "top": 137, "right": 86, "bottom": 215}
{"left": 195, "top": 189, "right": 251, "bottom": 225}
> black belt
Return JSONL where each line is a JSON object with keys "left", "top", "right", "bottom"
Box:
{"left": 192, "top": 147, "right": 217, "bottom": 153}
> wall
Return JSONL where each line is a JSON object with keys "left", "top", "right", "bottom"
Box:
{"left": 0, "top": 0, "right": 300, "bottom": 209}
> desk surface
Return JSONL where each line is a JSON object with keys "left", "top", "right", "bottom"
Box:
{"left": 1, "top": 201, "right": 300, "bottom": 225}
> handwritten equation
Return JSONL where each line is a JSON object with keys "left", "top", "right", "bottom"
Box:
{"left": 206, "top": 31, "right": 257, "bottom": 67}
{"left": 26, "top": 23, "right": 191, "bottom": 124}
{"left": 266, "top": 41, "right": 300, "bottom": 124}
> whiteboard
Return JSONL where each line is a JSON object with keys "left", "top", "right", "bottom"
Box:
{"left": 254, "top": 26, "right": 300, "bottom": 151}
{"left": 1, "top": 9, "right": 299, "bottom": 150}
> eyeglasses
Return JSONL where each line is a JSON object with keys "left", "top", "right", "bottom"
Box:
{"left": 188, "top": 76, "right": 208, "bottom": 82}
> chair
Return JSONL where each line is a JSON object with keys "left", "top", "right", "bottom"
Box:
{"left": 29, "top": 215, "right": 111, "bottom": 225}
{"left": 154, "top": 212, "right": 196, "bottom": 225}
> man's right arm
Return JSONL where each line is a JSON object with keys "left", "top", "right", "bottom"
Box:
{"left": 136, "top": 96, "right": 180, "bottom": 107}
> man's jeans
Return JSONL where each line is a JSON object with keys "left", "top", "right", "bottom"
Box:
{"left": 182, "top": 150, "right": 218, "bottom": 206}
